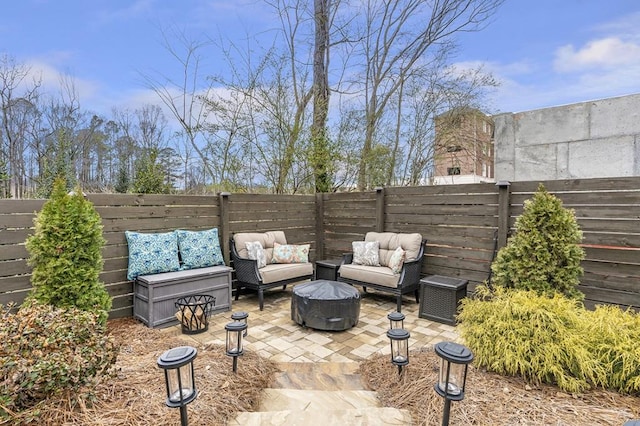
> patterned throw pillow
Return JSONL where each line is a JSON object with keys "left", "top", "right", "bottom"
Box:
{"left": 245, "top": 241, "right": 267, "bottom": 268}
{"left": 352, "top": 241, "right": 380, "bottom": 266}
{"left": 175, "top": 228, "right": 224, "bottom": 270}
{"left": 125, "top": 231, "right": 181, "bottom": 280}
{"left": 271, "top": 242, "right": 310, "bottom": 264}
{"left": 388, "top": 246, "right": 406, "bottom": 274}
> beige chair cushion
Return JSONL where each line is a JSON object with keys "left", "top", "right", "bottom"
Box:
{"left": 259, "top": 262, "right": 313, "bottom": 284}
{"left": 364, "top": 232, "right": 422, "bottom": 266}
{"left": 338, "top": 264, "right": 398, "bottom": 288}
{"left": 233, "top": 231, "right": 287, "bottom": 265}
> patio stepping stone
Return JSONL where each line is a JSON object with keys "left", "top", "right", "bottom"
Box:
{"left": 228, "top": 362, "right": 412, "bottom": 426}
{"left": 272, "top": 361, "right": 363, "bottom": 390}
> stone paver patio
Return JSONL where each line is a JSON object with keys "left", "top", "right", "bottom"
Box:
{"left": 163, "top": 283, "right": 460, "bottom": 362}
{"left": 159, "top": 283, "right": 462, "bottom": 425}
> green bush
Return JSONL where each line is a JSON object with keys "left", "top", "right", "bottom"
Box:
{"left": 0, "top": 302, "right": 118, "bottom": 419}
{"left": 458, "top": 286, "right": 640, "bottom": 394}
{"left": 25, "top": 178, "right": 111, "bottom": 325}
{"left": 491, "top": 184, "right": 585, "bottom": 300}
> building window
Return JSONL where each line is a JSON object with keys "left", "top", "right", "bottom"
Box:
{"left": 447, "top": 167, "right": 461, "bottom": 175}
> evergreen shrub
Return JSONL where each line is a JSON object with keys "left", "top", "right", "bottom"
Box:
{"left": 25, "top": 178, "right": 111, "bottom": 324}
{"left": 0, "top": 302, "right": 118, "bottom": 419}
{"left": 458, "top": 286, "right": 640, "bottom": 394}
{"left": 491, "top": 184, "right": 585, "bottom": 300}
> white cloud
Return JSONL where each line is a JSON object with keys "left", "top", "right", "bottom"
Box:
{"left": 453, "top": 59, "right": 534, "bottom": 78}
{"left": 553, "top": 37, "right": 640, "bottom": 72}
{"left": 20, "top": 57, "right": 102, "bottom": 103}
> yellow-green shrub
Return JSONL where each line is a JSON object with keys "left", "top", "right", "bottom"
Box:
{"left": 458, "top": 286, "right": 603, "bottom": 393}
{"left": 581, "top": 305, "right": 640, "bottom": 393}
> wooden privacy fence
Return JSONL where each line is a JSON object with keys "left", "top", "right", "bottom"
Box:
{"left": 0, "top": 177, "right": 638, "bottom": 318}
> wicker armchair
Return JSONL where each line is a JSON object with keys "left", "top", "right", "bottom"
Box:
{"left": 338, "top": 232, "right": 427, "bottom": 312}
{"left": 230, "top": 232, "right": 313, "bottom": 310}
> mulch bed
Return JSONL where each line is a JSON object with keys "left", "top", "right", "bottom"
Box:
{"left": 359, "top": 347, "right": 640, "bottom": 425}
{"left": 5, "top": 318, "right": 278, "bottom": 426}
{"left": 6, "top": 319, "right": 639, "bottom": 425}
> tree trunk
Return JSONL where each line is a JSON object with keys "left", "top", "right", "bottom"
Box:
{"left": 311, "top": 0, "right": 331, "bottom": 193}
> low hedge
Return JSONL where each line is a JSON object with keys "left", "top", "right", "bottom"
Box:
{"left": 457, "top": 286, "right": 640, "bottom": 394}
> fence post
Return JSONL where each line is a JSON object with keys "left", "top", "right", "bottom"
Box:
{"left": 496, "top": 181, "right": 511, "bottom": 251}
{"left": 315, "top": 192, "right": 325, "bottom": 261}
{"left": 219, "top": 192, "right": 231, "bottom": 265}
{"left": 375, "top": 187, "right": 385, "bottom": 232}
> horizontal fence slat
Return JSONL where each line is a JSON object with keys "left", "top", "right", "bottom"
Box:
{"left": 1, "top": 176, "right": 639, "bottom": 315}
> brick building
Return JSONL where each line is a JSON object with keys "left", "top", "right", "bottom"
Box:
{"left": 433, "top": 108, "right": 494, "bottom": 185}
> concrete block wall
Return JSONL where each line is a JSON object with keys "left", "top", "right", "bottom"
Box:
{"left": 494, "top": 93, "right": 640, "bottom": 181}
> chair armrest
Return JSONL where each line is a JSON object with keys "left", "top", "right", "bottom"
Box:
{"left": 232, "top": 256, "right": 262, "bottom": 285}
{"left": 398, "top": 238, "right": 427, "bottom": 288}
{"left": 230, "top": 237, "right": 262, "bottom": 285}
{"left": 398, "top": 257, "right": 422, "bottom": 288}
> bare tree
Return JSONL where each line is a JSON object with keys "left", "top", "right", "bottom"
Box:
{"left": 350, "top": 0, "right": 503, "bottom": 190}
{"left": 141, "top": 28, "right": 217, "bottom": 184}
{"left": 0, "top": 54, "right": 41, "bottom": 198}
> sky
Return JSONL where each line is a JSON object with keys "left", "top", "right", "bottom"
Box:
{"left": 1, "top": 0, "right": 640, "bottom": 119}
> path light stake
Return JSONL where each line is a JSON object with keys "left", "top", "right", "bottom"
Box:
{"left": 434, "top": 341, "right": 474, "bottom": 426}
{"left": 157, "top": 346, "right": 198, "bottom": 426}
{"left": 231, "top": 311, "right": 249, "bottom": 336}
{"left": 386, "top": 328, "right": 410, "bottom": 375}
{"left": 225, "top": 321, "right": 248, "bottom": 372}
{"left": 387, "top": 311, "right": 405, "bottom": 329}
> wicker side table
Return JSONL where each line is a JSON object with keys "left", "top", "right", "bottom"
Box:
{"left": 315, "top": 258, "right": 342, "bottom": 281}
{"left": 419, "top": 275, "right": 468, "bottom": 325}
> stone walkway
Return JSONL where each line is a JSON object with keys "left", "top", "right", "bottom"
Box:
{"left": 162, "top": 284, "right": 460, "bottom": 425}
{"left": 165, "top": 285, "right": 459, "bottom": 363}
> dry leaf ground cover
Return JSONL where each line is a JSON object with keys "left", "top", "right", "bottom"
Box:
{"left": 5, "top": 317, "right": 639, "bottom": 425}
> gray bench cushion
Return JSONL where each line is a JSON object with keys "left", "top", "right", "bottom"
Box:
{"left": 137, "top": 265, "right": 232, "bottom": 284}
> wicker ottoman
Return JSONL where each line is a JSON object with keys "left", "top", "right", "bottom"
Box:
{"left": 291, "top": 280, "right": 360, "bottom": 331}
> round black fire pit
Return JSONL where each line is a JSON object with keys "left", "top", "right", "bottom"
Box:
{"left": 291, "top": 280, "right": 360, "bottom": 331}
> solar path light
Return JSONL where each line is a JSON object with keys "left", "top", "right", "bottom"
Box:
{"left": 434, "top": 341, "right": 474, "bottom": 426}
{"left": 225, "top": 321, "right": 248, "bottom": 372}
{"left": 157, "top": 346, "right": 198, "bottom": 426}
{"left": 231, "top": 311, "right": 249, "bottom": 336}
{"left": 387, "top": 311, "right": 405, "bottom": 329}
{"left": 386, "top": 328, "right": 410, "bottom": 375}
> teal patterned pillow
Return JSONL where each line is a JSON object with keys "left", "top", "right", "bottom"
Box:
{"left": 175, "top": 228, "right": 224, "bottom": 270}
{"left": 125, "top": 231, "right": 181, "bottom": 280}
